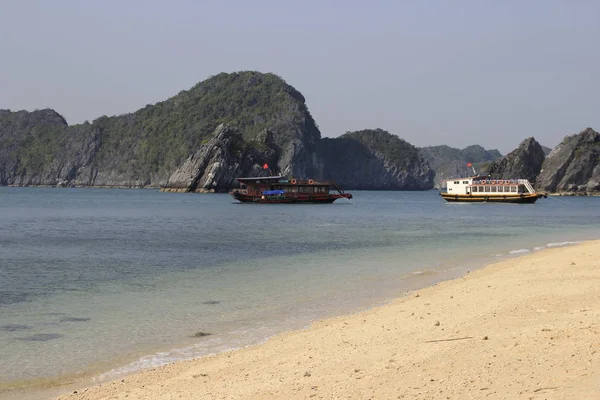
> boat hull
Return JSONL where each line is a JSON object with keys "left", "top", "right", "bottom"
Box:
{"left": 440, "top": 193, "right": 543, "bottom": 204}
{"left": 231, "top": 192, "right": 352, "bottom": 204}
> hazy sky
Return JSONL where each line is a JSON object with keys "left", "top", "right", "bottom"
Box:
{"left": 1, "top": 0, "right": 598, "bottom": 153}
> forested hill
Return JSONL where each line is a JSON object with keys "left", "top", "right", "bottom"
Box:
{"left": 318, "top": 129, "right": 434, "bottom": 190}
{"left": 0, "top": 72, "right": 322, "bottom": 187}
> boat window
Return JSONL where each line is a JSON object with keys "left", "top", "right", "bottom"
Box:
{"left": 511, "top": 186, "right": 517, "bottom": 192}
{"left": 491, "top": 186, "right": 497, "bottom": 192}
{"left": 499, "top": 186, "right": 505, "bottom": 192}
{"left": 462, "top": 180, "right": 469, "bottom": 184}
{"left": 472, "top": 186, "right": 478, "bottom": 193}
{"left": 454, "top": 181, "right": 459, "bottom": 184}
{"left": 484, "top": 186, "right": 491, "bottom": 192}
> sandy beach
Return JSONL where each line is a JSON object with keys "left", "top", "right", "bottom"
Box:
{"left": 55, "top": 240, "right": 600, "bottom": 400}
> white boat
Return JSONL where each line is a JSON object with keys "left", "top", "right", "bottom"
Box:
{"left": 440, "top": 176, "right": 547, "bottom": 203}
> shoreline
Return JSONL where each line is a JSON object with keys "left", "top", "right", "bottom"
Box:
{"left": 39, "top": 239, "right": 600, "bottom": 399}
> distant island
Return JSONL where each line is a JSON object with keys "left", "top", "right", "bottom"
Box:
{"left": 0, "top": 71, "right": 598, "bottom": 194}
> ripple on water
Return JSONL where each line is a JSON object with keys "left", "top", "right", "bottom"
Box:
{"left": 17, "top": 333, "right": 65, "bottom": 342}
{"left": 1, "top": 324, "right": 32, "bottom": 332}
{"left": 59, "top": 317, "right": 90, "bottom": 323}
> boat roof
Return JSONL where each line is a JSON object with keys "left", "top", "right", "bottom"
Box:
{"left": 236, "top": 175, "right": 285, "bottom": 183}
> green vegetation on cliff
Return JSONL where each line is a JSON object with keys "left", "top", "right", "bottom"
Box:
{"left": 93, "top": 71, "right": 319, "bottom": 174}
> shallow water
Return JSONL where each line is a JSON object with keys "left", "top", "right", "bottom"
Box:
{"left": 0, "top": 187, "right": 598, "bottom": 396}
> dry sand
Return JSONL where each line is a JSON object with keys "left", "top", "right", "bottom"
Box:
{"left": 56, "top": 240, "right": 600, "bottom": 400}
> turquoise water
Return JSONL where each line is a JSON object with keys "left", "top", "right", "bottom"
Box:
{"left": 0, "top": 187, "right": 599, "bottom": 397}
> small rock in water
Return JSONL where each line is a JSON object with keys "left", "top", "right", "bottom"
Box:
{"left": 434, "top": 321, "right": 440, "bottom": 326}
{"left": 192, "top": 331, "right": 212, "bottom": 338}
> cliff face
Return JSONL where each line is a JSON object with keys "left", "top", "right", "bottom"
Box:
{"left": 486, "top": 137, "right": 546, "bottom": 182}
{"left": 419, "top": 145, "right": 502, "bottom": 187}
{"left": 536, "top": 128, "right": 600, "bottom": 194}
{"left": 162, "top": 124, "right": 278, "bottom": 193}
{"left": 0, "top": 109, "right": 101, "bottom": 186}
{"left": 0, "top": 72, "right": 322, "bottom": 188}
{"left": 317, "top": 129, "right": 435, "bottom": 190}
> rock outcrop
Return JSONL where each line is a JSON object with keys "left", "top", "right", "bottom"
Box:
{"left": 0, "top": 109, "right": 102, "bottom": 187}
{"left": 485, "top": 137, "right": 545, "bottom": 182}
{"left": 317, "top": 129, "right": 435, "bottom": 190}
{"left": 536, "top": 128, "right": 600, "bottom": 194}
{"left": 162, "top": 124, "right": 277, "bottom": 193}
{"left": 419, "top": 145, "right": 502, "bottom": 187}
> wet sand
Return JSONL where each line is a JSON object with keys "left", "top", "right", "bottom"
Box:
{"left": 56, "top": 240, "right": 600, "bottom": 399}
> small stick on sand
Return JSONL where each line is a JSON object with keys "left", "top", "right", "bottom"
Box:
{"left": 425, "top": 336, "right": 473, "bottom": 343}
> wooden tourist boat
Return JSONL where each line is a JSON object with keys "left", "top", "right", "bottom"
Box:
{"left": 230, "top": 176, "right": 353, "bottom": 204}
{"left": 440, "top": 176, "right": 547, "bottom": 203}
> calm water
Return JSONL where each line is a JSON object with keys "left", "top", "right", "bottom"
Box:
{"left": 1, "top": 187, "right": 599, "bottom": 397}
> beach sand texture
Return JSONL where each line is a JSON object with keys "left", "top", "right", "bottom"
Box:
{"left": 57, "top": 240, "right": 600, "bottom": 399}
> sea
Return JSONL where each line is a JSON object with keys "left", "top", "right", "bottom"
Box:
{"left": 1, "top": 187, "right": 599, "bottom": 399}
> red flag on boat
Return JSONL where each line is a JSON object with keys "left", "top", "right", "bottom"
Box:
{"left": 262, "top": 163, "right": 269, "bottom": 169}
{"left": 466, "top": 163, "right": 473, "bottom": 167}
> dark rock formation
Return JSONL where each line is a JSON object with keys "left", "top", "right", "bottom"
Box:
{"left": 486, "top": 137, "right": 545, "bottom": 182}
{"left": 541, "top": 145, "right": 552, "bottom": 156}
{"left": 162, "top": 124, "right": 277, "bottom": 193}
{"left": 536, "top": 128, "right": 600, "bottom": 194}
{"left": 419, "top": 145, "right": 502, "bottom": 187}
{"left": 317, "top": 129, "right": 435, "bottom": 190}
{"left": 0, "top": 109, "right": 101, "bottom": 187}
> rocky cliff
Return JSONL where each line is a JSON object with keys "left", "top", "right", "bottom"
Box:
{"left": 0, "top": 109, "right": 101, "bottom": 186}
{"left": 536, "top": 128, "right": 600, "bottom": 194}
{"left": 317, "top": 129, "right": 435, "bottom": 190}
{"left": 0, "top": 72, "right": 322, "bottom": 187}
{"left": 486, "top": 137, "right": 546, "bottom": 182}
{"left": 162, "top": 124, "right": 278, "bottom": 193}
{"left": 419, "top": 145, "right": 503, "bottom": 187}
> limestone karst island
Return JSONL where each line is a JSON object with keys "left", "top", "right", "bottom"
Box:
{"left": 1, "top": 71, "right": 599, "bottom": 195}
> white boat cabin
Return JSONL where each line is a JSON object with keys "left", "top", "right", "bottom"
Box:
{"left": 445, "top": 177, "right": 536, "bottom": 196}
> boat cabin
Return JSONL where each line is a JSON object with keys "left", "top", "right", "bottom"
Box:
{"left": 236, "top": 176, "right": 333, "bottom": 197}
{"left": 231, "top": 175, "right": 352, "bottom": 203}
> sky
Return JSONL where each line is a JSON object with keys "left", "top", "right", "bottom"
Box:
{"left": 1, "top": 0, "right": 599, "bottom": 154}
